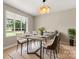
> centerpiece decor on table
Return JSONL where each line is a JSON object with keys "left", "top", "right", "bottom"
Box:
{"left": 38, "top": 27, "right": 45, "bottom": 35}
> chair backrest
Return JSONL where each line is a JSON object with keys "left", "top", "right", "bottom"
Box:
{"left": 52, "top": 32, "right": 61, "bottom": 49}
{"left": 54, "top": 30, "right": 58, "bottom": 36}
{"left": 49, "top": 33, "right": 55, "bottom": 39}
{"left": 47, "top": 32, "right": 60, "bottom": 49}
{"left": 52, "top": 35, "right": 59, "bottom": 49}
{"left": 50, "top": 30, "right": 58, "bottom": 39}
{"left": 48, "top": 31, "right": 58, "bottom": 40}
{"left": 57, "top": 33, "right": 61, "bottom": 44}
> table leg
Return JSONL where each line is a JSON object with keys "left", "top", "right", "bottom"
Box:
{"left": 27, "top": 39, "right": 43, "bottom": 59}
{"left": 40, "top": 41, "right": 42, "bottom": 59}
{"left": 27, "top": 38, "right": 28, "bottom": 54}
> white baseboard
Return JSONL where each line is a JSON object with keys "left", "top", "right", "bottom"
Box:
{"left": 3, "top": 43, "right": 17, "bottom": 50}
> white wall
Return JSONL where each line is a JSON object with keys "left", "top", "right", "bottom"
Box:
{"left": 34, "top": 8, "right": 76, "bottom": 43}
{"left": 34, "top": 8, "right": 76, "bottom": 34}
{"left": 3, "top": 3, "right": 34, "bottom": 49}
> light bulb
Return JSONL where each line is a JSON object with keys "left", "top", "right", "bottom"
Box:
{"left": 39, "top": 5, "right": 49, "bottom": 14}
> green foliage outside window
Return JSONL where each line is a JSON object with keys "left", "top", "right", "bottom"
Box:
{"left": 6, "top": 19, "right": 26, "bottom": 37}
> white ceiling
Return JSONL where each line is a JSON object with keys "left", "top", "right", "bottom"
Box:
{"left": 4, "top": 0, "right": 76, "bottom": 16}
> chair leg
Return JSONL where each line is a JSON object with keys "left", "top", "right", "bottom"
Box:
{"left": 17, "top": 43, "right": 19, "bottom": 51}
{"left": 50, "top": 50, "right": 52, "bottom": 59}
{"left": 56, "top": 48, "right": 57, "bottom": 55}
{"left": 43, "top": 48, "right": 44, "bottom": 59}
{"left": 58, "top": 43, "right": 60, "bottom": 53}
{"left": 46, "top": 49, "right": 48, "bottom": 54}
{"left": 53, "top": 50, "right": 56, "bottom": 59}
{"left": 21, "top": 44, "right": 23, "bottom": 56}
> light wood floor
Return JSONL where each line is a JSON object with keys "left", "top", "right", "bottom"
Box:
{"left": 3, "top": 42, "right": 76, "bottom": 59}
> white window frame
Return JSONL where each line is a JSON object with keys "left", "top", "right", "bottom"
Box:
{"left": 5, "top": 11, "right": 28, "bottom": 37}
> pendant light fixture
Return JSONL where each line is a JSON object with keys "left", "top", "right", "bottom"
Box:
{"left": 39, "top": 0, "right": 50, "bottom": 14}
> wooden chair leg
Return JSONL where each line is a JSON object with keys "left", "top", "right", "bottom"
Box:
{"left": 58, "top": 43, "right": 60, "bottom": 53}
{"left": 50, "top": 50, "right": 52, "bottom": 59}
{"left": 17, "top": 43, "right": 19, "bottom": 51}
{"left": 56, "top": 48, "right": 57, "bottom": 55}
{"left": 43, "top": 48, "right": 44, "bottom": 59}
{"left": 17, "top": 44, "right": 18, "bottom": 50}
{"left": 21, "top": 44, "right": 23, "bottom": 56}
{"left": 46, "top": 49, "right": 48, "bottom": 54}
{"left": 53, "top": 50, "right": 56, "bottom": 59}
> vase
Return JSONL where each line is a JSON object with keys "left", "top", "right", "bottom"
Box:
{"left": 41, "top": 31, "right": 43, "bottom": 35}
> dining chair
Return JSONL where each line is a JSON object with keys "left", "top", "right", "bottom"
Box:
{"left": 42, "top": 31, "right": 58, "bottom": 53}
{"left": 56, "top": 33, "right": 61, "bottom": 54}
{"left": 42, "top": 32, "right": 60, "bottom": 59}
{"left": 16, "top": 33, "right": 27, "bottom": 56}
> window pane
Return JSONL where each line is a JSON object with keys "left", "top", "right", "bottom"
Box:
{"left": 22, "top": 20, "right": 26, "bottom": 33}
{"left": 6, "top": 19, "right": 16, "bottom": 37}
{"left": 15, "top": 20, "right": 23, "bottom": 34}
{"left": 5, "top": 11, "right": 28, "bottom": 37}
{"left": 15, "top": 20, "right": 21, "bottom": 31}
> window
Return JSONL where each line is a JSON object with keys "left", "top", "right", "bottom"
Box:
{"left": 5, "top": 11, "right": 28, "bottom": 37}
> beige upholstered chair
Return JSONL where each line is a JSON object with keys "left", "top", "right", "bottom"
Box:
{"left": 42, "top": 32, "right": 61, "bottom": 59}
{"left": 16, "top": 33, "right": 27, "bottom": 55}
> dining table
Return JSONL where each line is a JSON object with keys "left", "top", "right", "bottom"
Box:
{"left": 26, "top": 32, "right": 54, "bottom": 59}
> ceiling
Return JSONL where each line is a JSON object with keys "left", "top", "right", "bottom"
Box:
{"left": 4, "top": 0, "right": 76, "bottom": 16}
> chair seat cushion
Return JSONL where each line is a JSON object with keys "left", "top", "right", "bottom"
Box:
{"left": 18, "top": 39, "right": 27, "bottom": 43}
